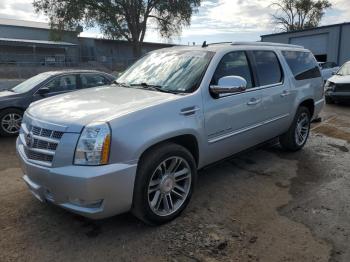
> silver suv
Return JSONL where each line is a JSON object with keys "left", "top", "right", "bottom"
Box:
{"left": 17, "top": 42, "right": 324, "bottom": 225}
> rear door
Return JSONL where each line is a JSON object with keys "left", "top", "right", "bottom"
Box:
{"left": 79, "top": 73, "right": 111, "bottom": 89}
{"left": 248, "top": 50, "right": 294, "bottom": 138}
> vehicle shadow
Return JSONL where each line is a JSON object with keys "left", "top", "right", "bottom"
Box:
{"left": 18, "top": 143, "right": 287, "bottom": 236}
{"left": 5, "top": 141, "right": 310, "bottom": 261}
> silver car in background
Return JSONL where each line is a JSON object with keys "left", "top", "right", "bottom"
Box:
{"left": 17, "top": 42, "right": 324, "bottom": 225}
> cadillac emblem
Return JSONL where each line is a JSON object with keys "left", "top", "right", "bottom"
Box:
{"left": 25, "top": 132, "right": 34, "bottom": 148}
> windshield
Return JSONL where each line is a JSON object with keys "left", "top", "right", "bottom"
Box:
{"left": 337, "top": 63, "right": 350, "bottom": 76}
{"left": 11, "top": 73, "right": 50, "bottom": 93}
{"left": 117, "top": 49, "right": 214, "bottom": 93}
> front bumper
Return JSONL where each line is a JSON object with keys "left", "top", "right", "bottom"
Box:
{"left": 313, "top": 98, "right": 325, "bottom": 120}
{"left": 17, "top": 138, "right": 137, "bottom": 219}
{"left": 325, "top": 91, "right": 350, "bottom": 101}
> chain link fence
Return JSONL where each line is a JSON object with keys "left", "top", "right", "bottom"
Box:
{"left": 0, "top": 53, "right": 137, "bottom": 79}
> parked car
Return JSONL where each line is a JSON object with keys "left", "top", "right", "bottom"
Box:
{"left": 318, "top": 62, "right": 339, "bottom": 81}
{"left": 324, "top": 61, "right": 350, "bottom": 104}
{"left": 17, "top": 42, "right": 324, "bottom": 225}
{"left": 0, "top": 70, "right": 115, "bottom": 136}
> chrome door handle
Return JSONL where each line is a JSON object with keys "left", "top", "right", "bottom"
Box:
{"left": 247, "top": 98, "right": 261, "bottom": 105}
{"left": 280, "top": 90, "right": 290, "bottom": 97}
{"left": 180, "top": 106, "right": 200, "bottom": 116}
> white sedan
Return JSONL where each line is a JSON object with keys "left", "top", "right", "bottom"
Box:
{"left": 318, "top": 62, "right": 339, "bottom": 81}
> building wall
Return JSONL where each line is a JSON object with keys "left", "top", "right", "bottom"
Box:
{"left": 79, "top": 37, "right": 174, "bottom": 68}
{"left": 0, "top": 24, "right": 79, "bottom": 44}
{"left": 0, "top": 45, "right": 68, "bottom": 64}
{"left": 261, "top": 24, "right": 350, "bottom": 65}
{"left": 339, "top": 24, "right": 350, "bottom": 65}
{"left": 0, "top": 22, "right": 174, "bottom": 69}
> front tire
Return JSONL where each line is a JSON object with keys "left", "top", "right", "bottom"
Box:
{"left": 0, "top": 108, "right": 23, "bottom": 136}
{"left": 279, "top": 106, "right": 311, "bottom": 151}
{"left": 132, "top": 143, "right": 197, "bottom": 225}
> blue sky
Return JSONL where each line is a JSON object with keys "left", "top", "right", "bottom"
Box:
{"left": 0, "top": 0, "right": 348, "bottom": 44}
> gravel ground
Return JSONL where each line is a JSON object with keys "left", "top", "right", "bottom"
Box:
{"left": 0, "top": 104, "right": 349, "bottom": 262}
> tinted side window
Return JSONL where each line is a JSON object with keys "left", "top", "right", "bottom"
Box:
{"left": 44, "top": 75, "right": 77, "bottom": 93}
{"left": 252, "top": 51, "right": 283, "bottom": 86}
{"left": 81, "top": 74, "right": 109, "bottom": 89}
{"left": 282, "top": 51, "right": 321, "bottom": 80}
{"left": 211, "top": 51, "right": 254, "bottom": 88}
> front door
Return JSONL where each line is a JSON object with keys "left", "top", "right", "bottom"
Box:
{"left": 32, "top": 74, "right": 78, "bottom": 102}
{"left": 202, "top": 51, "right": 267, "bottom": 164}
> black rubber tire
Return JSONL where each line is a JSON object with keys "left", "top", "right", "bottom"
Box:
{"left": 0, "top": 108, "right": 23, "bottom": 136}
{"left": 132, "top": 143, "right": 197, "bottom": 225}
{"left": 325, "top": 96, "right": 334, "bottom": 104}
{"left": 279, "top": 106, "right": 311, "bottom": 152}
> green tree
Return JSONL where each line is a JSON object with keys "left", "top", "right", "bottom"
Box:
{"left": 33, "top": 0, "right": 201, "bottom": 57}
{"left": 271, "top": 0, "right": 332, "bottom": 32}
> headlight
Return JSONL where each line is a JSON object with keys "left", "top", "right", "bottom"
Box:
{"left": 324, "top": 81, "right": 335, "bottom": 91}
{"left": 74, "top": 122, "right": 111, "bottom": 165}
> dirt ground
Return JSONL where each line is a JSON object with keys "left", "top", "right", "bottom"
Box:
{"left": 0, "top": 104, "right": 349, "bottom": 262}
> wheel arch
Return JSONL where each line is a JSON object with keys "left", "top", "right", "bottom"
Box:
{"left": 138, "top": 134, "right": 200, "bottom": 168}
{"left": 0, "top": 107, "right": 25, "bottom": 114}
{"left": 298, "top": 99, "right": 315, "bottom": 118}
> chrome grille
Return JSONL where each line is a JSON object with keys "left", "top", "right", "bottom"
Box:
{"left": 21, "top": 123, "right": 64, "bottom": 166}
{"left": 24, "top": 147, "right": 54, "bottom": 163}
{"left": 335, "top": 83, "right": 350, "bottom": 92}
{"left": 31, "top": 126, "right": 63, "bottom": 139}
{"left": 32, "top": 138, "right": 58, "bottom": 151}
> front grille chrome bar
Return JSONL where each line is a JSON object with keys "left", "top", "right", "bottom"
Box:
{"left": 20, "top": 121, "right": 64, "bottom": 166}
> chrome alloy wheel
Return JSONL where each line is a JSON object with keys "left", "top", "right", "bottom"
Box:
{"left": 295, "top": 112, "right": 310, "bottom": 146}
{"left": 148, "top": 156, "right": 192, "bottom": 216}
{"left": 1, "top": 113, "right": 22, "bottom": 134}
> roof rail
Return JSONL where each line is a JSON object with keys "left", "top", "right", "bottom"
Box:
{"left": 231, "top": 41, "right": 304, "bottom": 49}
{"left": 205, "top": 42, "right": 233, "bottom": 46}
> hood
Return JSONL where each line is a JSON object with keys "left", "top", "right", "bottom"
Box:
{"left": 0, "top": 90, "right": 18, "bottom": 99}
{"left": 27, "top": 85, "right": 178, "bottom": 132}
{"left": 328, "top": 74, "right": 350, "bottom": 84}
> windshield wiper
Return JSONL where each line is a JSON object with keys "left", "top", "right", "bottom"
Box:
{"left": 130, "top": 83, "right": 179, "bottom": 94}
{"left": 130, "top": 82, "right": 161, "bottom": 89}
{"left": 113, "top": 81, "right": 130, "bottom": 87}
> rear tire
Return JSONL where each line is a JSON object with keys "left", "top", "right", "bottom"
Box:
{"left": 0, "top": 108, "right": 23, "bottom": 136}
{"left": 279, "top": 106, "right": 311, "bottom": 152}
{"left": 132, "top": 143, "right": 197, "bottom": 225}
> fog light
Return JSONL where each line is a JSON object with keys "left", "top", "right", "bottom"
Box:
{"left": 68, "top": 198, "right": 103, "bottom": 208}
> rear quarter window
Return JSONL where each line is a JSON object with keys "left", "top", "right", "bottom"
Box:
{"left": 282, "top": 51, "right": 321, "bottom": 80}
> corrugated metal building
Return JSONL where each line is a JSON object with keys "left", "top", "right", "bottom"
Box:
{"left": 0, "top": 18, "right": 79, "bottom": 65}
{"left": 0, "top": 18, "right": 174, "bottom": 68}
{"left": 261, "top": 22, "right": 350, "bottom": 65}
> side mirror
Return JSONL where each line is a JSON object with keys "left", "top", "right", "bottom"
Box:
{"left": 37, "top": 87, "right": 50, "bottom": 95}
{"left": 332, "top": 71, "right": 337, "bottom": 75}
{"left": 210, "top": 76, "right": 247, "bottom": 95}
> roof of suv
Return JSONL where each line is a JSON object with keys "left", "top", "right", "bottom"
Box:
{"left": 165, "top": 41, "right": 307, "bottom": 52}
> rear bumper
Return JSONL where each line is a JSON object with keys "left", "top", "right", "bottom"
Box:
{"left": 17, "top": 138, "right": 137, "bottom": 219}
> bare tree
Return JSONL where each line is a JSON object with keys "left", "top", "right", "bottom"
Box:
{"left": 271, "top": 0, "right": 332, "bottom": 32}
